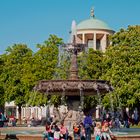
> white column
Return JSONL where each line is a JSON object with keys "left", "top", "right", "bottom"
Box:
{"left": 24, "top": 107, "right": 28, "bottom": 118}
{"left": 93, "top": 33, "right": 96, "bottom": 50}
{"left": 96, "top": 106, "right": 100, "bottom": 119}
{"left": 82, "top": 33, "right": 85, "bottom": 44}
{"left": 38, "top": 107, "right": 42, "bottom": 120}
{"left": 41, "top": 106, "right": 47, "bottom": 118}
{"left": 31, "top": 107, "right": 34, "bottom": 119}
{"left": 24, "top": 107, "right": 26, "bottom": 117}
{"left": 16, "top": 106, "right": 19, "bottom": 119}
{"left": 101, "top": 34, "right": 107, "bottom": 52}
{"left": 21, "top": 107, "right": 23, "bottom": 119}
{"left": 36, "top": 107, "right": 38, "bottom": 119}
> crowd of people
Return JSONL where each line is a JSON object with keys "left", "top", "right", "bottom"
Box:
{"left": 42, "top": 112, "right": 116, "bottom": 140}
{"left": 0, "top": 112, "right": 17, "bottom": 127}
{"left": 42, "top": 108, "right": 140, "bottom": 140}
{"left": 43, "top": 121, "right": 69, "bottom": 140}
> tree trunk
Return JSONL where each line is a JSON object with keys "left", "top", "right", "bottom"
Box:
{"left": 18, "top": 105, "right": 22, "bottom": 125}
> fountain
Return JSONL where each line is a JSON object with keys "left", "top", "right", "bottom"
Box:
{"left": 34, "top": 28, "right": 113, "bottom": 130}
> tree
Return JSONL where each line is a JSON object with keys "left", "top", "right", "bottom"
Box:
{"left": 0, "top": 56, "right": 5, "bottom": 110}
{"left": 33, "top": 35, "right": 63, "bottom": 80}
{"left": 78, "top": 49, "right": 104, "bottom": 109}
{"left": 78, "top": 49, "right": 104, "bottom": 80}
{"left": 111, "top": 25, "right": 140, "bottom": 47}
{"left": 0, "top": 35, "right": 64, "bottom": 121}
{"left": 30, "top": 35, "right": 63, "bottom": 106}
{"left": 1, "top": 44, "right": 33, "bottom": 123}
{"left": 102, "top": 26, "right": 140, "bottom": 110}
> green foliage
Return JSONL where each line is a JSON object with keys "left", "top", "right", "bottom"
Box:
{"left": 78, "top": 49, "right": 104, "bottom": 80}
{"left": 102, "top": 26, "right": 140, "bottom": 109}
{"left": 77, "top": 49, "right": 104, "bottom": 108}
{"left": 1, "top": 44, "right": 33, "bottom": 106}
{"left": 33, "top": 35, "right": 63, "bottom": 80}
{"left": 26, "top": 91, "right": 48, "bottom": 106}
{"left": 50, "top": 95, "right": 61, "bottom": 107}
{"left": 111, "top": 25, "right": 140, "bottom": 47}
{"left": 84, "top": 96, "right": 98, "bottom": 110}
{"left": 27, "top": 35, "right": 63, "bottom": 105}
{"left": 0, "top": 35, "right": 63, "bottom": 107}
{"left": 0, "top": 56, "right": 5, "bottom": 106}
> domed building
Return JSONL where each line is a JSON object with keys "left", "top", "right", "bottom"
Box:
{"left": 75, "top": 8, "right": 115, "bottom": 52}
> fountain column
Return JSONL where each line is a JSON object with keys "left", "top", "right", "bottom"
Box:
{"left": 69, "top": 50, "right": 78, "bottom": 80}
{"left": 46, "top": 100, "right": 51, "bottom": 122}
{"left": 80, "top": 89, "right": 84, "bottom": 110}
{"left": 61, "top": 84, "right": 66, "bottom": 105}
{"left": 93, "top": 83, "right": 102, "bottom": 119}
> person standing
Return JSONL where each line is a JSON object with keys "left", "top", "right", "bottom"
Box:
{"left": 134, "top": 108, "right": 139, "bottom": 125}
{"left": 123, "top": 111, "right": 129, "bottom": 128}
{"left": 83, "top": 113, "right": 92, "bottom": 140}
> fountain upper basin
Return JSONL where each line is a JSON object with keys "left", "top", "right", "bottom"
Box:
{"left": 35, "top": 79, "right": 113, "bottom": 96}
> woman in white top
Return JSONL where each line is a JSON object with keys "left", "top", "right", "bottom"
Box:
{"left": 94, "top": 122, "right": 101, "bottom": 140}
{"left": 54, "top": 125, "right": 60, "bottom": 140}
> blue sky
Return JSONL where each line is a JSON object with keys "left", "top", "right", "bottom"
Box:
{"left": 0, "top": 0, "right": 140, "bottom": 54}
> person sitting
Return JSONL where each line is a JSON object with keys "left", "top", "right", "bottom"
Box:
{"left": 101, "top": 121, "right": 113, "bottom": 140}
{"left": 60, "top": 121, "right": 68, "bottom": 140}
{"left": 54, "top": 124, "right": 60, "bottom": 140}
{"left": 0, "top": 112, "right": 6, "bottom": 127}
{"left": 50, "top": 122, "right": 56, "bottom": 138}
{"left": 94, "top": 122, "right": 101, "bottom": 140}
{"left": 43, "top": 123, "right": 54, "bottom": 140}
{"left": 79, "top": 122, "right": 85, "bottom": 140}
{"left": 73, "top": 122, "right": 80, "bottom": 140}
{"left": 114, "top": 118, "right": 120, "bottom": 130}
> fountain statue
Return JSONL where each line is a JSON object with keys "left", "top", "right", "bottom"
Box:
{"left": 34, "top": 22, "right": 113, "bottom": 130}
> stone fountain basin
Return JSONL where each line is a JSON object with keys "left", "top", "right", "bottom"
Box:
{"left": 112, "top": 128, "right": 140, "bottom": 136}
{"left": 0, "top": 127, "right": 140, "bottom": 140}
{"left": 35, "top": 79, "right": 112, "bottom": 95}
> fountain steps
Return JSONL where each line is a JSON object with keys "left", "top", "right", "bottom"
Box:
{"left": 0, "top": 135, "right": 41, "bottom": 140}
{"left": 0, "top": 135, "right": 140, "bottom": 140}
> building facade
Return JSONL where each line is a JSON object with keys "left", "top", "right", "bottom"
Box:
{"left": 75, "top": 8, "right": 114, "bottom": 52}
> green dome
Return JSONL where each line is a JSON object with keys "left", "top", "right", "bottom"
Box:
{"left": 77, "top": 17, "right": 113, "bottom": 31}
